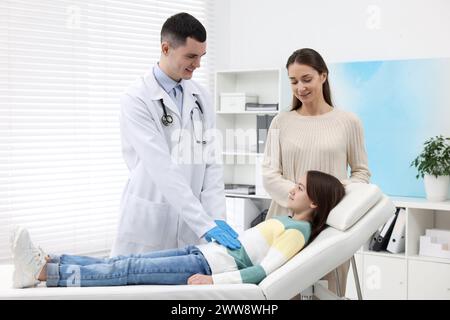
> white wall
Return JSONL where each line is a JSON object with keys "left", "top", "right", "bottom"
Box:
{"left": 212, "top": 0, "right": 231, "bottom": 70}
{"left": 213, "top": 0, "right": 450, "bottom": 70}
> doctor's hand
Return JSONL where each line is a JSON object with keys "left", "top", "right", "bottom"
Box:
{"left": 204, "top": 226, "right": 241, "bottom": 250}
{"left": 187, "top": 274, "right": 213, "bottom": 285}
{"left": 214, "top": 220, "right": 239, "bottom": 239}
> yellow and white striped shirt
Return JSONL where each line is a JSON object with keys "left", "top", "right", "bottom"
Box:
{"left": 197, "top": 216, "right": 311, "bottom": 284}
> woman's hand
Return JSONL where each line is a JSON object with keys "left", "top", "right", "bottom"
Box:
{"left": 187, "top": 273, "right": 213, "bottom": 285}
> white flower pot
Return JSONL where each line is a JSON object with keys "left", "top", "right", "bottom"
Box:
{"left": 424, "top": 175, "right": 450, "bottom": 201}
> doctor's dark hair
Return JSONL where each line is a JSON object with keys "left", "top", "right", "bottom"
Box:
{"left": 286, "top": 48, "right": 333, "bottom": 111}
{"left": 305, "top": 170, "right": 345, "bottom": 242}
{"left": 161, "top": 12, "right": 207, "bottom": 47}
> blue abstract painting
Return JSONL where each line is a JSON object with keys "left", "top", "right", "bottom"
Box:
{"left": 329, "top": 58, "right": 450, "bottom": 197}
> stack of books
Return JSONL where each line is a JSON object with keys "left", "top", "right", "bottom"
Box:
{"left": 224, "top": 184, "right": 256, "bottom": 195}
{"left": 245, "top": 103, "right": 278, "bottom": 112}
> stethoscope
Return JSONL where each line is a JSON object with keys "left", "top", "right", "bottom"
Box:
{"left": 159, "top": 95, "right": 206, "bottom": 144}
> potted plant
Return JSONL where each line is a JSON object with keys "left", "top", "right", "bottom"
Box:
{"left": 411, "top": 135, "right": 450, "bottom": 201}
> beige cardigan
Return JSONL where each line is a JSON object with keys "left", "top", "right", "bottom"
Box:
{"left": 262, "top": 109, "right": 370, "bottom": 218}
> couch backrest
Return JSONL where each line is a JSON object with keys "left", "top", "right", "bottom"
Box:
{"left": 326, "top": 183, "right": 382, "bottom": 231}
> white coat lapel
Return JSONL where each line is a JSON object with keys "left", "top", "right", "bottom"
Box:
{"left": 181, "top": 81, "right": 201, "bottom": 129}
{"left": 160, "top": 96, "right": 181, "bottom": 122}
{"left": 144, "top": 70, "right": 181, "bottom": 120}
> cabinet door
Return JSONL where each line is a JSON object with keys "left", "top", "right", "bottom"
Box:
{"left": 363, "top": 255, "right": 407, "bottom": 300}
{"left": 408, "top": 260, "right": 450, "bottom": 299}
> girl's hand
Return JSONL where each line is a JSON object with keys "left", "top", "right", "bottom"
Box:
{"left": 187, "top": 273, "right": 213, "bottom": 285}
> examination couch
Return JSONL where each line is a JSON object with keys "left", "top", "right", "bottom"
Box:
{"left": 0, "top": 183, "right": 394, "bottom": 300}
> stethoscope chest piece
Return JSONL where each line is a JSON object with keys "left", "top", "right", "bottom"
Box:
{"left": 158, "top": 96, "right": 206, "bottom": 144}
{"left": 161, "top": 114, "right": 173, "bottom": 126}
{"left": 159, "top": 98, "right": 174, "bottom": 126}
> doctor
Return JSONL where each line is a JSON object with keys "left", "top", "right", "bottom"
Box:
{"left": 111, "top": 13, "right": 240, "bottom": 256}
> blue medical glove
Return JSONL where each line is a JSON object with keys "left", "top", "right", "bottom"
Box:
{"left": 204, "top": 226, "right": 241, "bottom": 250}
{"left": 214, "top": 219, "right": 239, "bottom": 239}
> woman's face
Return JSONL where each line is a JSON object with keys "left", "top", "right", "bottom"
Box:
{"left": 287, "top": 174, "right": 315, "bottom": 213}
{"left": 287, "top": 63, "right": 327, "bottom": 105}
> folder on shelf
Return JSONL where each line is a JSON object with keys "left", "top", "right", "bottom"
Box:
{"left": 369, "top": 208, "right": 399, "bottom": 252}
{"left": 387, "top": 208, "right": 406, "bottom": 253}
{"left": 369, "top": 223, "right": 384, "bottom": 251}
{"left": 250, "top": 209, "right": 268, "bottom": 228}
{"left": 256, "top": 114, "right": 275, "bottom": 153}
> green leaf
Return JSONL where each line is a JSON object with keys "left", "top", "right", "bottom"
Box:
{"left": 411, "top": 135, "right": 450, "bottom": 179}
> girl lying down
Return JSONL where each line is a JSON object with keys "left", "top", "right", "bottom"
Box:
{"left": 11, "top": 170, "right": 345, "bottom": 288}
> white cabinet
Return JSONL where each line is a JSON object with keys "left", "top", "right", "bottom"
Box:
{"left": 215, "top": 69, "right": 290, "bottom": 195}
{"left": 363, "top": 254, "right": 407, "bottom": 300}
{"left": 215, "top": 69, "right": 291, "bottom": 231}
{"left": 215, "top": 69, "right": 291, "bottom": 114}
{"left": 408, "top": 259, "right": 450, "bottom": 300}
{"left": 348, "top": 197, "right": 450, "bottom": 300}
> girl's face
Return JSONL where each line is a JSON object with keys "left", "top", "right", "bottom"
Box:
{"left": 287, "top": 63, "right": 327, "bottom": 105}
{"left": 288, "top": 175, "right": 316, "bottom": 213}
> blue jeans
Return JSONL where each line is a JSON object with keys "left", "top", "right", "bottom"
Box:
{"left": 45, "top": 245, "right": 211, "bottom": 287}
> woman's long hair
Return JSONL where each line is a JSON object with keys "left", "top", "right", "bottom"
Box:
{"left": 305, "top": 170, "right": 345, "bottom": 242}
{"left": 286, "top": 48, "right": 333, "bottom": 111}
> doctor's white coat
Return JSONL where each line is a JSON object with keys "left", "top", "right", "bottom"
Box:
{"left": 110, "top": 68, "right": 226, "bottom": 256}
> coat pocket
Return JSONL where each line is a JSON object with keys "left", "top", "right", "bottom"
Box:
{"left": 119, "top": 194, "right": 170, "bottom": 246}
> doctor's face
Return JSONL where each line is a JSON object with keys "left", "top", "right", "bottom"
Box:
{"left": 288, "top": 63, "right": 327, "bottom": 105}
{"left": 162, "top": 37, "right": 206, "bottom": 81}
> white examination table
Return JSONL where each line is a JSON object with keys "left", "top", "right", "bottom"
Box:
{"left": 0, "top": 183, "right": 394, "bottom": 300}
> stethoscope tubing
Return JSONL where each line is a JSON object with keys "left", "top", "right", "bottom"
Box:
{"left": 159, "top": 95, "right": 206, "bottom": 144}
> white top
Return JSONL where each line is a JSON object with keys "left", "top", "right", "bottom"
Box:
{"left": 262, "top": 108, "right": 371, "bottom": 218}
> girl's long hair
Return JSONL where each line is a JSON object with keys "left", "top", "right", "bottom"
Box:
{"left": 286, "top": 48, "right": 333, "bottom": 111}
{"left": 305, "top": 170, "right": 345, "bottom": 242}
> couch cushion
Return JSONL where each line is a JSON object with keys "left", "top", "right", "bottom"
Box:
{"left": 326, "top": 183, "right": 382, "bottom": 231}
{"left": 0, "top": 265, "right": 265, "bottom": 300}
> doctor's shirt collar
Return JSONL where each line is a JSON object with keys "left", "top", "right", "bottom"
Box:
{"left": 153, "top": 63, "right": 185, "bottom": 94}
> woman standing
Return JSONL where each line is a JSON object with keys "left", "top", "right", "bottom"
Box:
{"left": 262, "top": 48, "right": 370, "bottom": 296}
